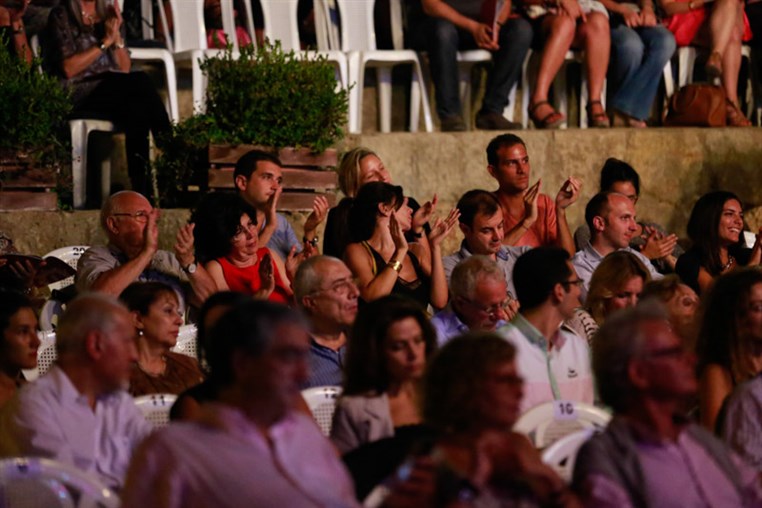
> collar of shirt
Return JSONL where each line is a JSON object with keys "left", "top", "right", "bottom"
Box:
{"left": 199, "top": 402, "right": 302, "bottom": 447}
{"left": 458, "top": 240, "right": 514, "bottom": 262}
{"left": 618, "top": 414, "right": 691, "bottom": 445}
{"left": 47, "top": 364, "right": 120, "bottom": 408}
{"left": 511, "top": 313, "right": 567, "bottom": 351}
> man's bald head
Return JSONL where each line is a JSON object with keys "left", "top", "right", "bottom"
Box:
{"left": 101, "top": 191, "right": 151, "bottom": 231}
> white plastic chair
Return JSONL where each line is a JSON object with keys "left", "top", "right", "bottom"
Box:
{"left": 134, "top": 393, "right": 177, "bottom": 428}
{"left": 21, "top": 331, "right": 56, "bottom": 382}
{"left": 301, "top": 385, "right": 342, "bottom": 436}
{"left": 258, "top": 0, "right": 348, "bottom": 92}
{"left": 44, "top": 246, "right": 89, "bottom": 292}
{"left": 171, "top": 324, "right": 198, "bottom": 359}
{"left": 115, "top": 0, "right": 179, "bottom": 122}
{"left": 38, "top": 299, "right": 65, "bottom": 332}
{"left": 0, "top": 457, "right": 120, "bottom": 508}
{"left": 513, "top": 401, "right": 611, "bottom": 449}
{"left": 326, "top": 0, "right": 434, "bottom": 133}
{"left": 161, "top": 0, "right": 240, "bottom": 113}
{"left": 69, "top": 118, "right": 116, "bottom": 209}
{"left": 540, "top": 428, "right": 596, "bottom": 482}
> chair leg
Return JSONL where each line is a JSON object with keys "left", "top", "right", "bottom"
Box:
{"left": 459, "top": 64, "right": 472, "bottom": 130}
{"left": 377, "top": 66, "right": 393, "bottom": 133}
{"left": 347, "top": 51, "right": 363, "bottom": 134}
{"left": 409, "top": 74, "right": 420, "bottom": 133}
{"left": 162, "top": 56, "right": 179, "bottom": 123}
{"left": 70, "top": 122, "right": 88, "bottom": 210}
{"left": 521, "top": 50, "right": 533, "bottom": 129}
{"left": 192, "top": 58, "right": 206, "bottom": 114}
{"left": 411, "top": 58, "right": 433, "bottom": 133}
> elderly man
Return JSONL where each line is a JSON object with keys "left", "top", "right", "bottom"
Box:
{"left": 444, "top": 189, "right": 529, "bottom": 296}
{"left": 497, "top": 247, "right": 593, "bottom": 413}
{"left": 572, "top": 191, "right": 662, "bottom": 301}
{"left": 293, "top": 255, "right": 359, "bottom": 388}
{"left": 0, "top": 294, "right": 152, "bottom": 489}
{"left": 487, "top": 134, "right": 580, "bottom": 255}
{"left": 574, "top": 302, "right": 762, "bottom": 506}
{"left": 121, "top": 300, "right": 359, "bottom": 506}
{"left": 234, "top": 149, "right": 327, "bottom": 260}
{"left": 75, "top": 190, "right": 216, "bottom": 309}
{"left": 433, "top": 255, "right": 518, "bottom": 345}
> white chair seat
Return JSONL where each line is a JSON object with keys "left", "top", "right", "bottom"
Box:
{"left": 301, "top": 385, "right": 342, "bottom": 436}
{"left": 134, "top": 393, "right": 178, "bottom": 428}
{"left": 513, "top": 401, "right": 611, "bottom": 449}
{"left": 540, "top": 428, "right": 596, "bottom": 482}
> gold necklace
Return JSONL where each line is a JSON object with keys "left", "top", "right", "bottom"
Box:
{"left": 80, "top": 10, "right": 95, "bottom": 24}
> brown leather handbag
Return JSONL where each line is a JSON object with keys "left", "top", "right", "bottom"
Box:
{"left": 664, "top": 84, "right": 727, "bottom": 127}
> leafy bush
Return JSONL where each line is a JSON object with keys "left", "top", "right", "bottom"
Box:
{"left": 0, "top": 35, "right": 71, "bottom": 160}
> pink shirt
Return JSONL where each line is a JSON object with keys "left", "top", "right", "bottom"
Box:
{"left": 122, "top": 404, "right": 358, "bottom": 508}
{"left": 502, "top": 193, "right": 559, "bottom": 248}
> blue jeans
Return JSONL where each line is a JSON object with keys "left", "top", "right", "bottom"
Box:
{"left": 609, "top": 24, "right": 676, "bottom": 121}
{"left": 412, "top": 17, "right": 533, "bottom": 119}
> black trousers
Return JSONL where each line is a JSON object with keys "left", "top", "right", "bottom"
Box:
{"left": 74, "top": 71, "right": 171, "bottom": 197}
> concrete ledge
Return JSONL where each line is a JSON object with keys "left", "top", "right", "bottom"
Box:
{"left": 4, "top": 127, "right": 762, "bottom": 256}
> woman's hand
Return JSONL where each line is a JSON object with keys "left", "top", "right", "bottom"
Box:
{"left": 254, "top": 252, "right": 275, "bottom": 299}
{"left": 303, "top": 195, "right": 329, "bottom": 239}
{"left": 620, "top": 5, "right": 641, "bottom": 26}
{"left": 390, "top": 214, "right": 409, "bottom": 254}
{"left": 428, "top": 208, "right": 461, "bottom": 247}
{"left": 412, "top": 194, "right": 438, "bottom": 233}
{"left": 559, "top": 0, "right": 585, "bottom": 20}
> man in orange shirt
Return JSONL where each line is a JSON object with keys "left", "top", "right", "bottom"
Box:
{"left": 487, "top": 134, "right": 580, "bottom": 256}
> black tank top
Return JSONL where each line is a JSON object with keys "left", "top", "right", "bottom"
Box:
{"left": 362, "top": 241, "right": 431, "bottom": 309}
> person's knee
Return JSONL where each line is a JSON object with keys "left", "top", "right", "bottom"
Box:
{"left": 500, "top": 17, "right": 534, "bottom": 48}
{"left": 429, "top": 18, "right": 459, "bottom": 48}
{"left": 548, "top": 16, "right": 576, "bottom": 43}
{"left": 585, "top": 12, "right": 610, "bottom": 37}
{"left": 612, "top": 27, "right": 644, "bottom": 61}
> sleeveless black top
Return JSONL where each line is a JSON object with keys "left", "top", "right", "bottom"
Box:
{"left": 361, "top": 241, "right": 431, "bottom": 309}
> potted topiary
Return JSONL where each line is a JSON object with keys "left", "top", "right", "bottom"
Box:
{"left": 153, "top": 40, "right": 349, "bottom": 208}
{"left": 0, "top": 37, "right": 71, "bottom": 210}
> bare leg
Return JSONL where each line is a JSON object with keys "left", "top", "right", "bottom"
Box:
{"left": 577, "top": 11, "right": 611, "bottom": 105}
{"left": 531, "top": 14, "right": 576, "bottom": 116}
{"left": 709, "top": 0, "right": 742, "bottom": 57}
{"left": 720, "top": 3, "right": 744, "bottom": 103}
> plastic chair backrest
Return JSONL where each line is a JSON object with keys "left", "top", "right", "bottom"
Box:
{"left": 540, "top": 428, "right": 595, "bottom": 482}
{"left": 0, "top": 457, "right": 120, "bottom": 508}
{"left": 260, "top": 0, "right": 301, "bottom": 51}
{"left": 22, "top": 331, "right": 57, "bottom": 382}
{"left": 334, "top": 0, "right": 376, "bottom": 51}
{"left": 314, "top": 0, "right": 341, "bottom": 51}
{"left": 134, "top": 393, "right": 178, "bottom": 428}
{"left": 165, "top": 0, "right": 208, "bottom": 52}
{"left": 171, "top": 324, "right": 198, "bottom": 359}
{"left": 44, "top": 246, "right": 89, "bottom": 292}
{"left": 301, "top": 385, "right": 342, "bottom": 436}
{"left": 513, "top": 401, "right": 611, "bottom": 448}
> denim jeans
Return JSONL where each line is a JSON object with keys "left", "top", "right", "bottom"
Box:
{"left": 412, "top": 16, "right": 533, "bottom": 120}
{"left": 609, "top": 24, "right": 676, "bottom": 121}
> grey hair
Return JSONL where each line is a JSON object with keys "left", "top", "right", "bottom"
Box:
{"left": 592, "top": 299, "right": 670, "bottom": 412}
{"left": 100, "top": 190, "right": 147, "bottom": 230}
{"left": 56, "top": 293, "right": 128, "bottom": 358}
{"left": 292, "top": 255, "right": 344, "bottom": 305}
{"left": 450, "top": 255, "right": 505, "bottom": 300}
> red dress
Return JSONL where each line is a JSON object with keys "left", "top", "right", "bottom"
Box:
{"left": 216, "top": 248, "right": 292, "bottom": 304}
{"left": 665, "top": 2, "right": 752, "bottom": 46}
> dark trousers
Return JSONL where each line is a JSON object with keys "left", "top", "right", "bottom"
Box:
{"left": 74, "top": 71, "right": 171, "bottom": 197}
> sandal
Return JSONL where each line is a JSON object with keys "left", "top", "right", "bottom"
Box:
{"left": 705, "top": 51, "right": 722, "bottom": 79}
{"left": 586, "top": 100, "right": 610, "bottom": 128}
{"left": 528, "top": 101, "right": 565, "bottom": 129}
{"left": 726, "top": 99, "right": 751, "bottom": 127}
{"left": 610, "top": 110, "right": 647, "bottom": 128}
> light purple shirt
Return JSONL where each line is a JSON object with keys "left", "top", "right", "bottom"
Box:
{"left": 583, "top": 426, "right": 762, "bottom": 508}
{"left": 0, "top": 365, "right": 152, "bottom": 489}
{"left": 122, "top": 403, "right": 359, "bottom": 508}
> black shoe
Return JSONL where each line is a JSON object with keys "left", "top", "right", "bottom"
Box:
{"left": 440, "top": 115, "right": 467, "bottom": 132}
{"left": 475, "top": 110, "right": 522, "bottom": 130}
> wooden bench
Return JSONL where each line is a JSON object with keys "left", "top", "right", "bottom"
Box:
{"left": 208, "top": 145, "right": 339, "bottom": 211}
{"left": 0, "top": 154, "right": 58, "bottom": 211}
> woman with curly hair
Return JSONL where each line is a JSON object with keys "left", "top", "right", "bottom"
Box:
{"left": 191, "top": 193, "right": 292, "bottom": 303}
{"left": 696, "top": 267, "right": 762, "bottom": 431}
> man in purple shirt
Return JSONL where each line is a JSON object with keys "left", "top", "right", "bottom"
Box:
{"left": 573, "top": 301, "right": 762, "bottom": 507}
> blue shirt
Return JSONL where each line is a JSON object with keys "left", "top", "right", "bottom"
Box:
{"left": 431, "top": 306, "right": 506, "bottom": 346}
{"left": 265, "top": 213, "right": 301, "bottom": 260}
{"left": 304, "top": 338, "right": 345, "bottom": 388}
{"left": 443, "top": 241, "right": 530, "bottom": 297}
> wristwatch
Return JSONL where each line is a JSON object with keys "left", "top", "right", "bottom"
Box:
{"left": 182, "top": 262, "right": 197, "bottom": 275}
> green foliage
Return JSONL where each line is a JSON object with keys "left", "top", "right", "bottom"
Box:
{"left": 0, "top": 35, "right": 71, "bottom": 161}
{"left": 200, "top": 40, "right": 348, "bottom": 153}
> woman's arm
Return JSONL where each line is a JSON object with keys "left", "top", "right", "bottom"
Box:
{"left": 0, "top": 2, "right": 32, "bottom": 64}
{"left": 204, "top": 260, "right": 230, "bottom": 291}
{"left": 427, "top": 209, "right": 460, "bottom": 310}
{"left": 269, "top": 248, "right": 293, "bottom": 294}
{"left": 699, "top": 363, "right": 734, "bottom": 431}
{"left": 658, "top": 0, "right": 705, "bottom": 16}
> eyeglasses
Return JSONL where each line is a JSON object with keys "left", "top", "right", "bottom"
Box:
{"left": 460, "top": 292, "right": 515, "bottom": 319}
{"left": 311, "top": 277, "right": 359, "bottom": 297}
{"left": 561, "top": 279, "right": 584, "bottom": 288}
{"left": 111, "top": 211, "right": 150, "bottom": 223}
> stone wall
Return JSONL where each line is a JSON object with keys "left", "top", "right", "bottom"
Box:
{"left": 3, "top": 128, "right": 762, "bottom": 256}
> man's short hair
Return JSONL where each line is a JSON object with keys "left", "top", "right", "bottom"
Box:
{"left": 593, "top": 300, "right": 669, "bottom": 412}
{"left": 450, "top": 256, "right": 504, "bottom": 301}
{"left": 100, "top": 191, "right": 146, "bottom": 230}
{"left": 457, "top": 190, "right": 500, "bottom": 228}
{"left": 56, "top": 293, "right": 128, "bottom": 358}
{"left": 233, "top": 150, "right": 283, "bottom": 181}
{"left": 600, "top": 158, "right": 640, "bottom": 195}
{"left": 584, "top": 191, "right": 615, "bottom": 234}
{"left": 486, "top": 134, "right": 525, "bottom": 167}
{"left": 206, "top": 300, "right": 307, "bottom": 388}
{"left": 513, "top": 247, "right": 571, "bottom": 311}
{"left": 293, "top": 255, "right": 344, "bottom": 305}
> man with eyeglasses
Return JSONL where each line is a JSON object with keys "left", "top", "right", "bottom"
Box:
{"left": 433, "top": 255, "right": 518, "bottom": 345}
{"left": 572, "top": 191, "right": 663, "bottom": 302}
{"left": 573, "top": 301, "right": 762, "bottom": 507}
{"left": 76, "top": 191, "right": 217, "bottom": 311}
{"left": 293, "top": 256, "right": 359, "bottom": 387}
{"left": 497, "top": 247, "right": 594, "bottom": 413}
{"left": 444, "top": 190, "right": 529, "bottom": 298}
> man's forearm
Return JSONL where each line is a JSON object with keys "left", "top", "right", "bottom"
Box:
{"left": 89, "top": 251, "right": 153, "bottom": 295}
{"left": 556, "top": 207, "right": 575, "bottom": 257}
{"left": 421, "top": 0, "right": 479, "bottom": 31}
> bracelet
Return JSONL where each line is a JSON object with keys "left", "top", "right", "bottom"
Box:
{"left": 387, "top": 260, "right": 403, "bottom": 273}
{"left": 302, "top": 236, "right": 319, "bottom": 247}
{"left": 115, "top": 41, "right": 125, "bottom": 49}
{"left": 12, "top": 26, "right": 24, "bottom": 34}
{"left": 520, "top": 222, "right": 530, "bottom": 230}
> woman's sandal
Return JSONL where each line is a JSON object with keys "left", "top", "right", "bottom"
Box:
{"left": 586, "top": 100, "right": 610, "bottom": 128}
{"left": 528, "top": 101, "right": 565, "bottom": 129}
{"left": 705, "top": 51, "right": 722, "bottom": 79}
{"left": 726, "top": 98, "right": 751, "bottom": 127}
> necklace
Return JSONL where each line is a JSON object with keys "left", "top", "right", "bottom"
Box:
{"left": 721, "top": 255, "right": 735, "bottom": 272}
{"left": 136, "top": 356, "right": 167, "bottom": 377}
{"left": 80, "top": 10, "right": 95, "bottom": 24}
